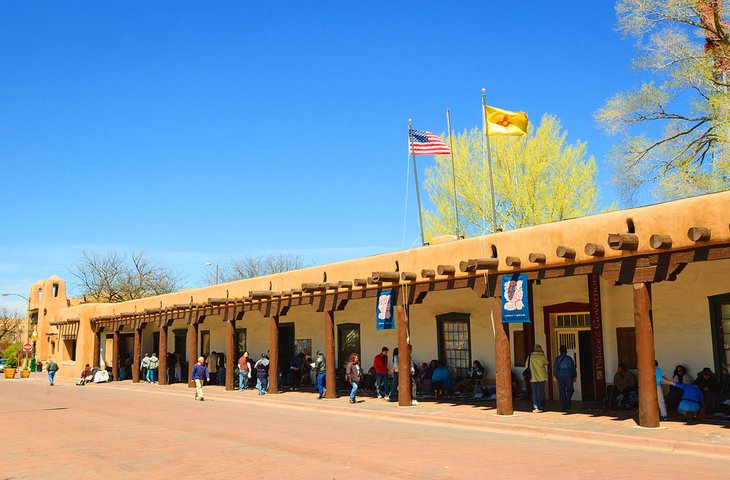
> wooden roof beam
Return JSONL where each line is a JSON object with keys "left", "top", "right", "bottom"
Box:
{"left": 505, "top": 256, "right": 521, "bottom": 267}
{"left": 370, "top": 271, "right": 400, "bottom": 283}
{"left": 608, "top": 233, "right": 639, "bottom": 251}
{"left": 528, "top": 253, "right": 546, "bottom": 264}
{"left": 650, "top": 234, "right": 672, "bottom": 249}
{"left": 459, "top": 258, "right": 499, "bottom": 272}
{"left": 688, "top": 226, "right": 711, "bottom": 242}
{"left": 437, "top": 265, "right": 456, "bottom": 276}
{"left": 584, "top": 243, "right": 605, "bottom": 257}
{"left": 401, "top": 272, "right": 417, "bottom": 281}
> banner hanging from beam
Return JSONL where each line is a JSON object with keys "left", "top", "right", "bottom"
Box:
{"left": 501, "top": 274, "right": 530, "bottom": 323}
{"left": 376, "top": 289, "right": 395, "bottom": 330}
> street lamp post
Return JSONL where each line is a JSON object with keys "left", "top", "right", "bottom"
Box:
{"left": 205, "top": 262, "right": 219, "bottom": 285}
{"left": 1, "top": 293, "right": 31, "bottom": 369}
{"left": 31, "top": 328, "right": 38, "bottom": 371}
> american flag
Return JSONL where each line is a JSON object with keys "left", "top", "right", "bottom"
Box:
{"left": 409, "top": 129, "right": 451, "bottom": 156}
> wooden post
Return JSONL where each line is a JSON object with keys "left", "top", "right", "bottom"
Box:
{"left": 395, "top": 304, "right": 412, "bottom": 407}
{"left": 225, "top": 319, "right": 236, "bottom": 391}
{"left": 324, "top": 310, "right": 337, "bottom": 399}
{"left": 132, "top": 328, "right": 141, "bottom": 383}
{"left": 493, "top": 296, "right": 514, "bottom": 415}
{"left": 633, "top": 282, "right": 660, "bottom": 428}
{"left": 92, "top": 329, "right": 101, "bottom": 369}
{"left": 187, "top": 322, "right": 198, "bottom": 388}
{"left": 268, "top": 315, "right": 280, "bottom": 394}
{"left": 158, "top": 324, "right": 168, "bottom": 385}
{"left": 112, "top": 329, "right": 120, "bottom": 382}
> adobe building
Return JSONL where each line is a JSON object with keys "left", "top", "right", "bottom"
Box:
{"left": 29, "top": 191, "right": 730, "bottom": 428}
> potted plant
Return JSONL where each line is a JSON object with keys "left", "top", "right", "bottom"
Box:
{"left": 3, "top": 344, "right": 19, "bottom": 379}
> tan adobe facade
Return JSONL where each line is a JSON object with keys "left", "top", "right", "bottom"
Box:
{"left": 29, "top": 191, "right": 730, "bottom": 427}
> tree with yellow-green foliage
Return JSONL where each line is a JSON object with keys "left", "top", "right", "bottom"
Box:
{"left": 596, "top": 0, "right": 730, "bottom": 204}
{"left": 422, "top": 115, "right": 600, "bottom": 241}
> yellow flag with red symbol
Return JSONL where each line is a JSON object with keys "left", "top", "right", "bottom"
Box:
{"left": 484, "top": 105, "right": 528, "bottom": 136}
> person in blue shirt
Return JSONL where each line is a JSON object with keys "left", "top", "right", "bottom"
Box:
{"left": 191, "top": 356, "right": 210, "bottom": 401}
{"left": 662, "top": 378, "right": 704, "bottom": 418}
{"left": 553, "top": 345, "right": 577, "bottom": 411}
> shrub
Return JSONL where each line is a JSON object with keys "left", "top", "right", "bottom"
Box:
{"left": 3, "top": 343, "right": 20, "bottom": 369}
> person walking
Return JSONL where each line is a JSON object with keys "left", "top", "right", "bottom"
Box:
{"left": 553, "top": 345, "right": 577, "bottom": 411}
{"left": 314, "top": 350, "right": 326, "bottom": 399}
{"left": 529, "top": 345, "right": 549, "bottom": 413}
{"left": 238, "top": 351, "right": 250, "bottom": 390}
{"left": 289, "top": 350, "right": 305, "bottom": 391}
{"left": 148, "top": 353, "right": 159, "bottom": 383}
{"left": 345, "top": 353, "right": 362, "bottom": 404}
{"left": 373, "top": 347, "right": 389, "bottom": 399}
{"left": 46, "top": 358, "right": 59, "bottom": 386}
{"left": 255, "top": 353, "right": 270, "bottom": 395}
{"left": 191, "top": 356, "right": 210, "bottom": 401}
{"left": 140, "top": 353, "right": 150, "bottom": 383}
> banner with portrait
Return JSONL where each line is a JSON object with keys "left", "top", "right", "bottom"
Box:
{"left": 375, "top": 289, "right": 394, "bottom": 330}
{"left": 501, "top": 273, "right": 530, "bottom": 323}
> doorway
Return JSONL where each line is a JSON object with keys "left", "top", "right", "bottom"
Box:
{"left": 337, "top": 323, "right": 360, "bottom": 369}
{"left": 278, "top": 323, "right": 295, "bottom": 384}
{"left": 554, "top": 328, "right": 595, "bottom": 401}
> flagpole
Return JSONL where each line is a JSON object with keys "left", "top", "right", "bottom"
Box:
{"left": 409, "top": 119, "right": 426, "bottom": 246}
{"left": 446, "top": 109, "right": 460, "bottom": 238}
{"left": 482, "top": 88, "right": 499, "bottom": 233}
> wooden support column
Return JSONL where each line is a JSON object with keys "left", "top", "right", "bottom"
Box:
{"left": 395, "top": 304, "right": 412, "bottom": 407}
{"left": 225, "top": 319, "right": 236, "bottom": 391}
{"left": 324, "top": 310, "right": 337, "bottom": 399}
{"left": 158, "top": 324, "right": 168, "bottom": 385}
{"left": 112, "top": 329, "right": 120, "bottom": 382}
{"left": 92, "top": 329, "right": 101, "bottom": 369}
{"left": 268, "top": 315, "right": 280, "bottom": 394}
{"left": 132, "top": 328, "right": 141, "bottom": 383}
{"left": 493, "top": 296, "right": 514, "bottom": 415}
{"left": 633, "top": 282, "right": 660, "bottom": 428}
{"left": 187, "top": 322, "right": 198, "bottom": 388}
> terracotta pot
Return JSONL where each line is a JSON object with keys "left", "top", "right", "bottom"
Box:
{"left": 20, "top": 370, "right": 30, "bottom": 378}
{"left": 4, "top": 368, "right": 16, "bottom": 379}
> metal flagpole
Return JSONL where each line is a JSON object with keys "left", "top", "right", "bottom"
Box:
{"left": 409, "top": 119, "right": 426, "bottom": 245}
{"left": 446, "top": 109, "right": 460, "bottom": 238}
{"left": 482, "top": 88, "right": 499, "bottom": 233}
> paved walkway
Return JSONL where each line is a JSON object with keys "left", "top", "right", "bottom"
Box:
{"left": 51, "top": 374, "right": 730, "bottom": 458}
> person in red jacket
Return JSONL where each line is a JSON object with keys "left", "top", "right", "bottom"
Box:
{"left": 373, "top": 347, "right": 389, "bottom": 399}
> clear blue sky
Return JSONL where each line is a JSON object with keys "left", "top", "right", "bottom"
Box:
{"left": 0, "top": 1, "right": 641, "bottom": 311}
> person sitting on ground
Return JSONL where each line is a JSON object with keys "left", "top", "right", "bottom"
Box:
{"left": 416, "top": 362, "right": 431, "bottom": 396}
{"left": 694, "top": 367, "right": 721, "bottom": 415}
{"left": 470, "top": 360, "right": 485, "bottom": 382}
{"left": 613, "top": 363, "right": 638, "bottom": 408}
{"left": 79, "top": 364, "right": 93, "bottom": 384}
{"left": 662, "top": 377, "right": 704, "bottom": 420}
{"left": 667, "top": 364, "right": 694, "bottom": 414}
{"left": 430, "top": 360, "right": 453, "bottom": 397}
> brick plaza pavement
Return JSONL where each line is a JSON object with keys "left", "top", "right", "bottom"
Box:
{"left": 2, "top": 374, "right": 730, "bottom": 479}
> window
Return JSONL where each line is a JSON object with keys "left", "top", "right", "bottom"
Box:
{"left": 37, "top": 288, "right": 42, "bottom": 301}
{"left": 52, "top": 283, "right": 59, "bottom": 297}
{"left": 719, "top": 303, "right": 730, "bottom": 370}
{"left": 616, "top": 327, "right": 637, "bottom": 369}
{"left": 555, "top": 313, "right": 591, "bottom": 328}
{"left": 437, "top": 313, "right": 471, "bottom": 378}
{"left": 64, "top": 339, "right": 77, "bottom": 361}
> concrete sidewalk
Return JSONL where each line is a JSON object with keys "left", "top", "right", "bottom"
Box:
{"left": 74, "top": 376, "right": 730, "bottom": 458}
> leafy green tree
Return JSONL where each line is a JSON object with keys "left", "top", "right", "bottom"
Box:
{"left": 596, "top": 0, "right": 730, "bottom": 203}
{"left": 423, "top": 115, "right": 600, "bottom": 240}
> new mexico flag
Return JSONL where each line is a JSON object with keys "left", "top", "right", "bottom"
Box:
{"left": 484, "top": 105, "right": 528, "bottom": 136}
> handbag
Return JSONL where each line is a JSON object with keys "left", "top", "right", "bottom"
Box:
{"left": 522, "top": 355, "right": 532, "bottom": 382}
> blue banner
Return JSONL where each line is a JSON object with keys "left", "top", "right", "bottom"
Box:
{"left": 376, "top": 289, "right": 394, "bottom": 330}
{"left": 501, "top": 274, "right": 530, "bottom": 323}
